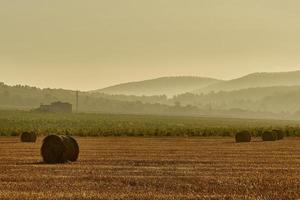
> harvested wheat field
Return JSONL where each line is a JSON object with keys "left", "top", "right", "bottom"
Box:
{"left": 0, "top": 137, "right": 300, "bottom": 200}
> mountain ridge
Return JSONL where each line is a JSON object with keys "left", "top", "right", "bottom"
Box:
{"left": 195, "top": 70, "right": 300, "bottom": 94}
{"left": 93, "top": 76, "right": 223, "bottom": 96}
{"left": 93, "top": 70, "right": 300, "bottom": 96}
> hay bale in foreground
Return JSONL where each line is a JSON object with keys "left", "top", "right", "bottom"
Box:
{"left": 20, "top": 132, "right": 37, "bottom": 143}
{"left": 41, "top": 135, "right": 79, "bottom": 163}
{"left": 235, "top": 131, "right": 251, "bottom": 143}
{"left": 272, "top": 129, "right": 285, "bottom": 140}
{"left": 262, "top": 131, "right": 277, "bottom": 141}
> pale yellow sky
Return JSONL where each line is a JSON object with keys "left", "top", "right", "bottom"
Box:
{"left": 1, "top": 0, "right": 300, "bottom": 90}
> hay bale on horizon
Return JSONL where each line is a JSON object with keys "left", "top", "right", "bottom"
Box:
{"left": 272, "top": 129, "right": 285, "bottom": 140}
{"left": 41, "top": 135, "right": 79, "bottom": 164}
{"left": 235, "top": 131, "right": 251, "bottom": 143}
{"left": 262, "top": 131, "right": 277, "bottom": 141}
{"left": 20, "top": 132, "right": 37, "bottom": 143}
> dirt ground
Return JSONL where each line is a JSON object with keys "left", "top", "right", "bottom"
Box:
{"left": 0, "top": 137, "right": 299, "bottom": 200}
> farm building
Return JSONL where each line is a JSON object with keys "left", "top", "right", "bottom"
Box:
{"left": 35, "top": 101, "right": 72, "bottom": 113}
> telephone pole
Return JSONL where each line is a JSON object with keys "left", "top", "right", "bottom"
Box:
{"left": 76, "top": 90, "right": 79, "bottom": 113}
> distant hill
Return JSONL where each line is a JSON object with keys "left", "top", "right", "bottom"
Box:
{"left": 175, "top": 85, "right": 300, "bottom": 113}
{"left": 195, "top": 70, "right": 300, "bottom": 94}
{"left": 3, "top": 70, "right": 300, "bottom": 119}
{"left": 0, "top": 82, "right": 201, "bottom": 116}
{"left": 93, "top": 77, "right": 223, "bottom": 96}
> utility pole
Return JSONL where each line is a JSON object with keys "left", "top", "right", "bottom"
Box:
{"left": 76, "top": 90, "right": 79, "bottom": 113}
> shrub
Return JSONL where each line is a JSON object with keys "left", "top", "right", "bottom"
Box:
{"left": 235, "top": 131, "right": 251, "bottom": 143}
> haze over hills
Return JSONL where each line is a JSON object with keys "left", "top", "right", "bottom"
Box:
{"left": 94, "top": 70, "right": 300, "bottom": 96}
{"left": 0, "top": 82, "right": 194, "bottom": 115}
{"left": 2, "top": 70, "right": 300, "bottom": 119}
{"left": 93, "top": 77, "right": 222, "bottom": 96}
{"left": 195, "top": 70, "right": 300, "bottom": 94}
{"left": 174, "top": 86, "right": 300, "bottom": 113}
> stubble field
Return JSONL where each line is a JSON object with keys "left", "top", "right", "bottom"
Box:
{"left": 0, "top": 136, "right": 300, "bottom": 200}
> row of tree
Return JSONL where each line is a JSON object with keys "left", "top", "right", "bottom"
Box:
{"left": 1, "top": 82, "right": 300, "bottom": 119}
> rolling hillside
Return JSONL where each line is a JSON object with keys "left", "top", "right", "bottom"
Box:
{"left": 0, "top": 82, "right": 200, "bottom": 115}
{"left": 93, "top": 77, "right": 222, "bottom": 96}
{"left": 175, "top": 85, "right": 300, "bottom": 113}
{"left": 195, "top": 70, "right": 300, "bottom": 94}
{"left": 3, "top": 70, "right": 300, "bottom": 118}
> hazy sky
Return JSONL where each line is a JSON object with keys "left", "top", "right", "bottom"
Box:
{"left": 1, "top": 0, "right": 300, "bottom": 91}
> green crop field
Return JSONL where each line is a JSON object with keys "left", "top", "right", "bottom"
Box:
{"left": 0, "top": 110, "right": 300, "bottom": 137}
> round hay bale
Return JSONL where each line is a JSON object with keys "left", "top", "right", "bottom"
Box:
{"left": 235, "top": 131, "right": 251, "bottom": 143}
{"left": 272, "top": 129, "right": 284, "bottom": 140}
{"left": 262, "top": 131, "right": 277, "bottom": 141}
{"left": 20, "top": 131, "right": 37, "bottom": 143}
{"left": 41, "top": 135, "right": 79, "bottom": 163}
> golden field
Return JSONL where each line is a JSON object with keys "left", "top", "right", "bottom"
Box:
{"left": 0, "top": 137, "right": 299, "bottom": 200}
